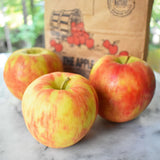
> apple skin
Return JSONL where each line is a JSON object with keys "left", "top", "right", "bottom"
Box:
{"left": 89, "top": 55, "right": 156, "bottom": 123}
{"left": 3, "top": 47, "right": 63, "bottom": 100}
{"left": 22, "top": 72, "right": 98, "bottom": 148}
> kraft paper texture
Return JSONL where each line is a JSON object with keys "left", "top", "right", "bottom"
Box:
{"left": 45, "top": 0, "right": 154, "bottom": 77}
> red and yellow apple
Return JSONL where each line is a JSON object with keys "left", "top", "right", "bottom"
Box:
{"left": 3, "top": 47, "right": 63, "bottom": 100}
{"left": 89, "top": 55, "right": 156, "bottom": 123}
{"left": 22, "top": 72, "right": 98, "bottom": 148}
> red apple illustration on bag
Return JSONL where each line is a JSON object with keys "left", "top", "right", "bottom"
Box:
{"left": 119, "top": 51, "right": 129, "bottom": 56}
{"left": 67, "top": 21, "right": 94, "bottom": 49}
{"left": 71, "top": 22, "right": 77, "bottom": 34}
{"left": 77, "top": 22, "right": 84, "bottom": 32}
{"left": 84, "top": 32, "right": 89, "bottom": 40}
{"left": 103, "top": 40, "right": 110, "bottom": 49}
{"left": 109, "top": 44, "right": 118, "bottom": 55}
{"left": 73, "top": 36, "right": 80, "bottom": 46}
{"left": 67, "top": 36, "right": 74, "bottom": 44}
{"left": 103, "top": 40, "right": 119, "bottom": 55}
{"left": 86, "top": 38, "right": 94, "bottom": 49}
{"left": 50, "top": 39, "right": 56, "bottom": 47}
{"left": 79, "top": 35, "right": 86, "bottom": 45}
{"left": 55, "top": 43, "right": 63, "bottom": 52}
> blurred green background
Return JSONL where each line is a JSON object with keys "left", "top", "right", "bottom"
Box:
{"left": 0, "top": 0, "right": 44, "bottom": 52}
{"left": 0, "top": 0, "right": 160, "bottom": 72}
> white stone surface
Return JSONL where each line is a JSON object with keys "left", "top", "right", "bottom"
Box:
{"left": 0, "top": 53, "right": 160, "bottom": 160}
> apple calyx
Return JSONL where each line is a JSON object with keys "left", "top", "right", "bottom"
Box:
{"left": 116, "top": 56, "right": 132, "bottom": 65}
{"left": 117, "top": 56, "right": 144, "bottom": 65}
{"left": 60, "top": 77, "right": 71, "bottom": 90}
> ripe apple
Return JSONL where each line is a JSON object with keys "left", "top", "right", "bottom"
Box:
{"left": 3, "top": 47, "right": 63, "bottom": 100}
{"left": 89, "top": 55, "right": 155, "bottom": 123}
{"left": 22, "top": 72, "right": 98, "bottom": 148}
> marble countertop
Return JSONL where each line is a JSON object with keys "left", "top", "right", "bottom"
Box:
{"left": 0, "top": 53, "right": 160, "bottom": 160}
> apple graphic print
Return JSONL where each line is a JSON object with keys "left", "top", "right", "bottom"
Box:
{"left": 50, "top": 9, "right": 129, "bottom": 56}
{"left": 50, "top": 9, "right": 95, "bottom": 52}
{"left": 55, "top": 43, "right": 63, "bottom": 52}
{"left": 109, "top": 44, "right": 118, "bottom": 55}
{"left": 103, "top": 40, "right": 110, "bottom": 49}
{"left": 103, "top": 40, "right": 119, "bottom": 55}
{"left": 50, "top": 21, "right": 95, "bottom": 50}
{"left": 103, "top": 39, "right": 129, "bottom": 56}
{"left": 86, "top": 38, "right": 94, "bottom": 49}
{"left": 119, "top": 51, "right": 129, "bottom": 56}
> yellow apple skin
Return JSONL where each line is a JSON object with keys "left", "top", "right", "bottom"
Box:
{"left": 89, "top": 55, "right": 156, "bottom": 123}
{"left": 22, "top": 72, "right": 98, "bottom": 148}
{"left": 3, "top": 47, "right": 63, "bottom": 99}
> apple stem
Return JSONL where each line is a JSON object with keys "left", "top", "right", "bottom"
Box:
{"left": 124, "top": 56, "right": 130, "bottom": 64}
{"left": 60, "top": 77, "right": 71, "bottom": 90}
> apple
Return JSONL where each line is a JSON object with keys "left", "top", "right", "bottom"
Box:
{"left": 50, "top": 39, "right": 56, "bottom": 47}
{"left": 79, "top": 35, "right": 86, "bottom": 45}
{"left": 73, "top": 36, "right": 80, "bottom": 46}
{"left": 89, "top": 55, "right": 156, "bottom": 123}
{"left": 55, "top": 43, "right": 63, "bottom": 52}
{"left": 71, "top": 22, "right": 76, "bottom": 28}
{"left": 119, "top": 51, "right": 129, "bottom": 56}
{"left": 67, "top": 36, "right": 74, "bottom": 44}
{"left": 3, "top": 47, "right": 63, "bottom": 100}
{"left": 103, "top": 40, "right": 110, "bottom": 49}
{"left": 109, "top": 44, "right": 118, "bottom": 55}
{"left": 83, "top": 32, "right": 89, "bottom": 40}
{"left": 22, "top": 72, "right": 98, "bottom": 148}
{"left": 76, "top": 22, "right": 85, "bottom": 32}
{"left": 86, "top": 38, "right": 94, "bottom": 49}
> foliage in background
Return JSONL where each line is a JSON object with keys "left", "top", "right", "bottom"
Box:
{"left": 151, "top": 0, "right": 160, "bottom": 28}
{"left": 10, "top": 6, "right": 44, "bottom": 50}
{"left": 0, "top": 27, "right": 5, "bottom": 40}
{"left": 147, "top": 0, "right": 160, "bottom": 73}
{"left": 149, "top": 0, "right": 160, "bottom": 50}
{"left": 0, "top": 0, "right": 44, "bottom": 52}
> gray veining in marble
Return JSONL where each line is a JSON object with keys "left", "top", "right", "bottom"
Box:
{"left": 0, "top": 53, "right": 160, "bottom": 160}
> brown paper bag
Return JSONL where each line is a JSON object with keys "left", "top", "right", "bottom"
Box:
{"left": 45, "top": 0, "right": 154, "bottom": 78}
